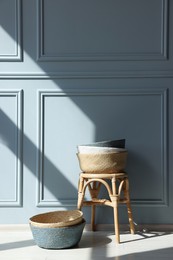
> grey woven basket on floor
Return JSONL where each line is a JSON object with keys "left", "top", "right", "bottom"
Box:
{"left": 30, "top": 219, "right": 86, "bottom": 249}
{"left": 29, "top": 210, "right": 85, "bottom": 249}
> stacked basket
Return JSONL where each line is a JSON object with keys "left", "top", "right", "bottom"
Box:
{"left": 29, "top": 210, "right": 85, "bottom": 249}
{"left": 77, "top": 139, "right": 128, "bottom": 173}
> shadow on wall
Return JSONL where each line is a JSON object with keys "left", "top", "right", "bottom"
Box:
{"left": 0, "top": 109, "right": 78, "bottom": 206}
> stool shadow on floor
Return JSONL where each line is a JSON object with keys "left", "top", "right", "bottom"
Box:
{"left": 78, "top": 230, "right": 172, "bottom": 247}
{"left": 120, "top": 230, "right": 172, "bottom": 244}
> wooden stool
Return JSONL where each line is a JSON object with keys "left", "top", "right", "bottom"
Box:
{"left": 77, "top": 172, "right": 135, "bottom": 243}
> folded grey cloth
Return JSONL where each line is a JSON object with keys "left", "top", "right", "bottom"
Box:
{"left": 79, "top": 139, "right": 125, "bottom": 148}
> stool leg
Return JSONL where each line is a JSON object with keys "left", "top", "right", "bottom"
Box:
{"left": 77, "top": 175, "right": 84, "bottom": 210}
{"left": 77, "top": 192, "right": 84, "bottom": 210}
{"left": 111, "top": 177, "right": 120, "bottom": 243}
{"left": 89, "top": 181, "right": 99, "bottom": 231}
{"left": 124, "top": 178, "right": 135, "bottom": 234}
{"left": 113, "top": 197, "right": 120, "bottom": 243}
{"left": 91, "top": 205, "right": 96, "bottom": 231}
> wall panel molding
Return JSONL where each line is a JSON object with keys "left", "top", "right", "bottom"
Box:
{"left": 37, "top": 0, "right": 168, "bottom": 62}
{"left": 1, "top": 70, "right": 173, "bottom": 79}
{"left": 130, "top": 88, "right": 168, "bottom": 207}
{"left": 0, "top": 0, "right": 22, "bottom": 62}
{"left": 0, "top": 90, "right": 23, "bottom": 207}
{"left": 37, "top": 88, "right": 168, "bottom": 207}
{"left": 37, "top": 89, "right": 77, "bottom": 207}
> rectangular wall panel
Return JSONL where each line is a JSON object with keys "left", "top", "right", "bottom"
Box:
{"left": 37, "top": 89, "right": 168, "bottom": 207}
{"left": 0, "top": 90, "right": 23, "bottom": 206}
{"left": 0, "top": 0, "right": 22, "bottom": 61}
{"left": 37, "top": 0, "right": 168, "bottom": 61}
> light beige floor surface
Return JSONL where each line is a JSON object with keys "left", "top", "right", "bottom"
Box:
{"left": 0, "top": 225, "right": 173, "bottom": 260}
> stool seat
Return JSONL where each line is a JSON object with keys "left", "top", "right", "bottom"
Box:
{"left": 77, "top": 172, "right": 135, "bottom": 243}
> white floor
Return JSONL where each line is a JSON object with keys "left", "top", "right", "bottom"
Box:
{"left": 0, "top": 225, "right": 173, "bottom": 260}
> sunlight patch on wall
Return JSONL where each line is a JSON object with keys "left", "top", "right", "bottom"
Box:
{"left": 38, "top": 92, "right": 95, "bottom": 203}
{"left": 0, "top": 25, "right": 16, "bottom": 55}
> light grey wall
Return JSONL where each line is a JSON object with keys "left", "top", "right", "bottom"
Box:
{"left": 0, "top": 0, "right": 173, "bottom": 224}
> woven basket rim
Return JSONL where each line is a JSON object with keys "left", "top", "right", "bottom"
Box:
{"left": 29, "top": 210, "right": 83, "bottom": 228}
{"left": 76, "top": 150, "right": 128, "bottom": 155}
{"left": 77, "top": 147, "right": 127, "bottom": 154}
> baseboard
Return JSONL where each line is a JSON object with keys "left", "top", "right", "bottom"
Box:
{"left": 85, "top": 224, "right": 173, "bottom": 232}
{"left": 0, "top": 224, "right": 173, "bottom": 232}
